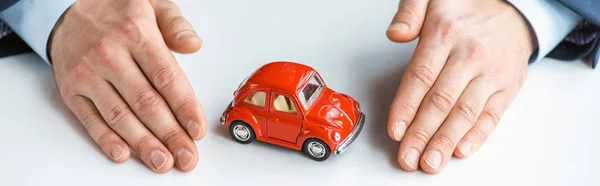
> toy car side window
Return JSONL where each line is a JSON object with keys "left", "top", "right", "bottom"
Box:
{"left": 272, "top": 94, "right": 298, "bottom": 114}
{"left": 245, "top": 91, "right": 266, "bottom": 107}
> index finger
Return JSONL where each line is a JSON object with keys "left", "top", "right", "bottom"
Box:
{"left": 151, "top": 0, "right": 202, "bottom": 54}
{"left": 387, "top": 27, "right": 453, "bottom": 142}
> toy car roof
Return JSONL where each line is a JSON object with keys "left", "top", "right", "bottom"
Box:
{"left": 244, "top": 61, "right": 317, "bottom": 94}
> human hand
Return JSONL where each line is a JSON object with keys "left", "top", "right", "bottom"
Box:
{"left": 49, "top": 0, "right": 206, "bottom": 173}
{"left": 385, "top": 0, "right": 533, "bottom": 173}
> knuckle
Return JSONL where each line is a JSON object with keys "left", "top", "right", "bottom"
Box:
{"left": 432, "top": 133, "right": 458, "bottom": 150}
{"left": 465, "top": 38, "right": 487, "bottom": 62}
{"left": 165, "top": 15, "right": 191, "bottom": 32}
{"left": 161, "top": 129, "right": 188, "bottom": 147}
{"left": 396, "top": 101, "right": 418, "bottom": 116}
{"left": 174, "top": 97, "right": 195, "bottom": 117}
{"left": 60, "top": 86, "right": 80, "bottom": 104}
{"left": 154, "top": 0, "right": 176, "bottom": 12}
{"left": 96, "top": 132, "right": 114, "bottom": 146}
{"left": 65, "top": 94, "right": 84, "bottom": 107}
{"left": 70, "top": 84, "right": 93, "bottom": 100}
{"left": 118, "top": 17, "right": 146, "bottom": 44}
{"left": 132, "top": 90, "right": 162, "bottom": 116}
{"left": 429, "top": 88, "right": 455, "bottom": 113}
{"left": 481, "top": 109, "right": 501, "bottom": 127}
{"left": 105, "top": 104, "right": 132, "bottom": 128}
{"left": 134, "top": 135, "right": 154, "bottom": 153}
{"left": 454, "top": 101, "right": 479, "bottom": 125}
{"left": 71, "top": 63, "right": 98, "bottom": 86}
{"left": 59, "top": 71, "right": 99, "bottom": 101}
{"left": 90, "top": 37, "right": 116, "bottom": 63}
{"left": 71, "top": 63, "right": 93, "bottom": 81}
{"left": 80, "top": 110, "right": 101, "bottom": 130}
{"left": 409, "top": 64, "right": 436, "bottom": 88}
{"left": 152, "top": 65, "right": 179, "bottom": 90}
{"left": 95, "top": 132, "right": 119, "bottom": 146}
{"left": 398, "top": 4, "right": 420, "bottom": 22}
{"left": 439, "top": 19, "right": 459, "bottom": 46}
{"left": 470, "top": 127, "right": 489, "bottom": 142}
{"left": 406, "top": 128, "right": 432, "bottom": 146}
{"left": 64, "top": 64, "right": 99, "bottom": 92}
{"left": 90, "top": 37, "right": 123, "bottom": 70}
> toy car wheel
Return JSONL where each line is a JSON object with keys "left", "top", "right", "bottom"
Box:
{"left": 229, "top": 122, "right": 255, "bottom": 144}
{"left": 303, "top": 139, "right": 331, "bottom": 161}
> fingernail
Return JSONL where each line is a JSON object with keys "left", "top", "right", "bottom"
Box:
{"left": 150, "top": 150, "right": 168, "bottom": 170}
{"left": 110, "top": 144, "right": 124, "bottom": 160}
{"left": 392, "top": 121, "right": 406, "bottom": 141}
{"left": 388, "top": 22, "right": 410, "bottom": 32}
{"left": 177, "top": 31, "right": 197, "bottom": 42}
{"left": 176, "top": 148, "right": 194, "bottom": 169}
{"left": 402, "top": 148, "right": 420, "bottom": 169}
{"left": 424, "top": 150, "right": 442, "bottom": 170}
{"left": 186, "top": 120, "right": 201, "bottom": 140}
{"left": 459, "top": 141, "right": 474, "bottom": 156}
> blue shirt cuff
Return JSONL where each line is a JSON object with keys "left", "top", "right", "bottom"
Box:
{"left": 0, "top": 0, "right": 76, "bottom": 65}
{"left": 507, "top": 0, "right": 583, "bottom": 62}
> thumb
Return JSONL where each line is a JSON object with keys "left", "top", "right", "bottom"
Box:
{"left": 386, "top": 0, "right": 429, "bottom": 43}
{"left": 151, "top": 0, "right": 202, "bottom": 54}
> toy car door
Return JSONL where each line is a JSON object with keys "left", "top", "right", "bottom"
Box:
{"left": 266, "top": 91, "right": 303, "bottom": 143}
{"left": 242, "top": 89, "right": 270, "bottom": 133}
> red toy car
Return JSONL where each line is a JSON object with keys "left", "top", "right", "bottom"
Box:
{"left": 220, "top": 61, "right": 365, "bottom": 161}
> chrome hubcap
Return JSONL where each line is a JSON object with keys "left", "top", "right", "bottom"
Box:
{"left": 233, "top": 125, "right": 250, "bottom": 141}
{"left": 308, "top": 141, "right": 326, "bottom": 158}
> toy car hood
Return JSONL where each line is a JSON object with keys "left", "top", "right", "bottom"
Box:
{"left": 306, "top": 87, "right": 360, "bottom": 133}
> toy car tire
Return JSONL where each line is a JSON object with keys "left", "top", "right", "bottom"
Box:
{"left": 302, "top": 139, "right": 331, "bottom": 161}
{"left": 229, "top": 121, "right": 256, "bottom": 144}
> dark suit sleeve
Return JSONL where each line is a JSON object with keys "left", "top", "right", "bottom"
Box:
{"left": 0, "top": 0, "right": 33, "bottom": 58}
{"left": 0, "top": 0, "right": 20, "bottom": 12}
{"left": 557, "top": 0, "right": 600, "bottom": 26}
{"left": 548, "top": 0, "right": 600, "bottom": 68}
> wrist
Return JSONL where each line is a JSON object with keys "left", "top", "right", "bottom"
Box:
{"left": 48, "top": 5, "right": 72, "bottom": 66}
{"left": 505, "top": 0, "right": 583, "bottom": 62}
{"left": 508, "top": 3, "right": 537, "bottom": 62}
{"left": 495, "top": 0, "right": 536, "bottom": 61}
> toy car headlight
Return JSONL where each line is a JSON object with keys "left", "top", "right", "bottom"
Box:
{"left": 334, "top": 132, "right": 341, "bottom": 141}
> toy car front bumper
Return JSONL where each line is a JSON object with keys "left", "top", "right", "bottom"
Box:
{"left": 220, "top": 101, "right": 233, "bottom": 125}
{"left": 334, "top": 112, "right": 365, "bottom": 155}
{"left": 220, "top": 115, "right": 226, "bottom": 125}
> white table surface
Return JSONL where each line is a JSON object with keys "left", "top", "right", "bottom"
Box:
{"left": 1, "top": 0, "right": 599, "bottom": 185}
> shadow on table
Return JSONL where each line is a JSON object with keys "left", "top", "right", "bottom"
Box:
{"left": 11, "top": 54, "right": 88, "bottom": 143}
{"left": 213, "top": 120, "right": 230, "bottom": 139}
{"left": 349, "top": 43, "right": 413, "bottom": 170}
{"left": 44, "top": 69, "right": 117, "bottom": 159}
{"left": 30, "top": 56, "right": 147, "bottom": 165}
{"left": 212, "top": 119, "right": 309, "bottom": 155}
{"left": 4, "top": 54, "right": 140, "bottom": 164}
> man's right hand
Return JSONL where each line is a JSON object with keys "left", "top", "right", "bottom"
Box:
{"left": 385, "top": 0, "right": 533, "bottom": 174}
{"left": 49, "top": 0, "right": 206, "bottom": 173}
